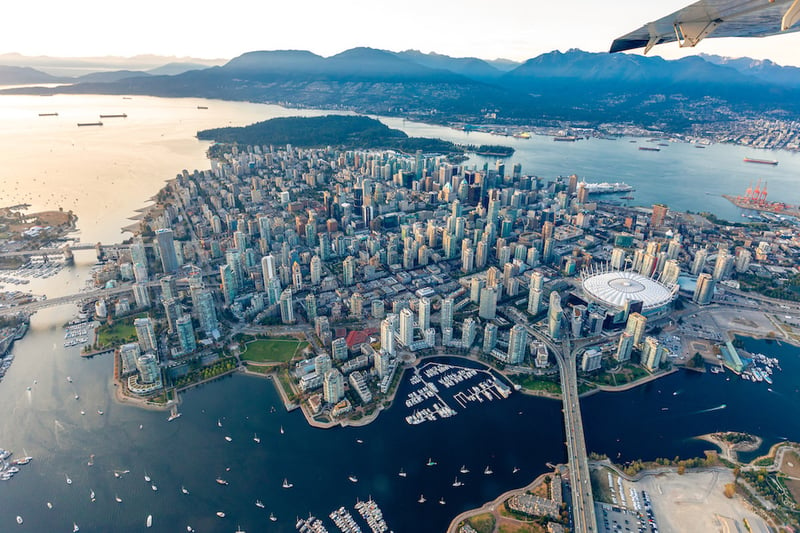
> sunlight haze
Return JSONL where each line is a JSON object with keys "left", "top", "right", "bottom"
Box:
{"left": 3, "top": 0, "right": 800, "bottom": 65}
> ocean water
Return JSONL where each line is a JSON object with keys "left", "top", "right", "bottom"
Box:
{"left": 0, "top": 94, "right": 798, "bottom": 531}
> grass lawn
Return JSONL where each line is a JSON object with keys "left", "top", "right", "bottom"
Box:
{"left": 465, "top": 513, "right": 496, "bottom": 533}
{"left": 497, "top": 522, "right": 545, "bottom": 533}
{"left": 244, "top": 364, "right": 273, "bottom": 375}
{"left": 509, "top": 375, "right": 561, "bottom": 395}
{"left": 96, "top": 314, "right": 147, "bottom": 347}
{"left": 242, "top": 338, "right": 308, "bottom": 363}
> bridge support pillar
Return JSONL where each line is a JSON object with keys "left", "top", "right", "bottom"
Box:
{"left": 62, "top": 246, "right": 74, "bottom": 265}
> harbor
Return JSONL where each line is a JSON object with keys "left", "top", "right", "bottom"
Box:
{"left": 404, "top": 361, "right": 510, "bottom": 425}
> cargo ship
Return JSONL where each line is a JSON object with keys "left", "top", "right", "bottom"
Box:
{"left": 638, "top": 146, "right": 660, "bottom": 152}
{"left": 77, "top": 122, "right": 103, "bottom": 127}
{"left": 743, "top": 157, "right": 778, "bottom": 166}
{"left": 580, "top": 181, "right": 634, "bottom": 194}
{"left": 553, "top": 135, "right": 578, "bottom": 142}
{"left": 99, "top": 113, "right": 127, "bottom": 118}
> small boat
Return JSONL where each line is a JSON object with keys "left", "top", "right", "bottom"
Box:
{"left": 46, "top": 502, "right": 53, "bottom": 509}
{"left": 356, "top": 439, "right": 363, "bottom": 444}
{"left": 139, "top": 424, "right": 143, "bottom": 430}
{"left": 87, "top": 454, "right": 95, "bottom": 466}
{"left": 167, "top": 411, "right": 182, "bottom": 422}
{"left": 90, "top": 489, "right": 95, "bottom": 501}
{"left": 418, "top": 494, "right": 426, "bottom": 503}
{"left": 426, "top": 458, "right": 437, "bottom": 466}
{"left": 187, "top": 528, "right": 194, "bottom": 532}
{"left": 216, "top": 511, "right": 225, "bottom": 518}
{"left": 80, "top": 410, "right": 85, "bottom": 415}
{"left": 27, "top": 386, "right": 31, "bottom": 391}
{"left": 348, "top": 475, "right": 358, "bottom": 483}
{"left": 224, "top": 436, "right": 232, "bottom": 442}
{"left": 216, "top": 478, "right": 229, "bottom": 486}
{"left": 280, "top": 426, "right": 284, "bottom": 434}
{"left": 66, "top": 474, "right": 73, "bottom": 485}
{"left": 73, "top": 523, "right": 79, "bottom": 532}
{"left": 16, "top": 516, "right": 23, "bottom": 524}
{"left": 255, "top": 500, "right": 265, "bottom": 508}
{"left": 439, "top": 497, "right": 446, "bottom": 505}
{"left": 115, "top": 495, "right": 122, "bottom": 503}
{"left": 217, "top": 419, "right": 222, "bottom": 427}
{"left": 181, "top": 486, "right": 189, "bottom": 494}
{"left": 452, "top": 477, "right": 463, "bottom": 487}
{"left": 151, "top": 484, "right": 158, "bottom": 491}
{"left": 146, "top": 515, "right": 152, "bottom": 528}
{"left": 459, "top": 465, "right": 469, "bottom": 474}
{"left": 144, "top": 473, "right": 151, "bottom": 482}
{"left": 269, "top": 513, "right": 277, "bottom": 522}
{"left": 97, "top": 410, "right": 104, "bottom": 415}
{"left": 253, "top": 433, "right": 260, "bottom": 443}
{"left": 67, "top": 376, "right": 73, "bottom": 383}
{"left": 75, "top": 395, "right": 79, "bottom": 400}
{"left": 282, "top": 478, "right": 293, "bottom": 489}
{"left": 398, "top": 468, "right": 407, "bottom": 478}
{"left": 484, "top": 466, "right": 493, "bottom": 475}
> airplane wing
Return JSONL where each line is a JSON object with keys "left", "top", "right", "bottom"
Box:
{"left": 610, "top": 0, "right": 800, "bottom": 53}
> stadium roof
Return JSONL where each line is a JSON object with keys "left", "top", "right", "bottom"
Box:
{"left": 581, "top": 270, "right": 676, "bottom": 311}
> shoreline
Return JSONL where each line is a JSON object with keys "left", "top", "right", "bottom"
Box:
{"left": 445, "top": 468, "right": 560, "bottom": 533}
{"left": 696, "top": 432, "right": 764, "bottom": 463}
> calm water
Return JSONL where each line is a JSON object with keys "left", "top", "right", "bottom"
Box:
{"left": 1, "top": 95, "right": 799, "bottom": 531}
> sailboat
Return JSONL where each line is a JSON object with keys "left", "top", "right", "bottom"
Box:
{"left": 269, "top": 513, "right": 277, "bottom": 522}
{"left": 439, "top": 497, "right": 446, "bottom": 505}
{"left": 255, "top": 500, "right": 265, "bottom": 509}
{"left": 484, "top": 466, "right": 493, "bottom": 475}
{"left": 459, "top": 465, "right": 469, "bottom": 474}
{"left": 452, "top": 477, "right": 463, "bottom": 487}
{"left": 217, "top": 419, "right": 222, "bottom": 428}
{"left": 426, "top": 458, "right": 437, "bottom": 466}
{"left": 418, "top": 494, "right": 426, "bottom": 503}
{"left": 146, "top": 515, "right": 153, "bottom": 528}
{"left": 282, "top": 478, "right": 293, "bottom": 489}
{"left": 280, "top": 426, "right": 284, "bottom": 434}
{"left": 181, "top": 486, "right": 189, "bottom": 494}
{"left": 512, "top": 466, "right": 520, "bottom": 473}
{"left": 398, "top": 468, "right": 407, "bottom": 478}
{"left": 90, "top": 489, "right": 95, "bottom": 502}
{"left": 144, "top": 472, "right": 151, "bottom": 482}
{"left": 73, "top": 523, "right": 79, "bottom": 532}
{"left": 151, "top": 483, "right": 158, "bottom": 491}
{"left": 65, "top": 474, "right": 72, "bottom": 485}
{"left": 253, "top": 433, "right": 260, "bottom": 443}
{"left": 115, "top": 495, "right": 122, "bottom": 503}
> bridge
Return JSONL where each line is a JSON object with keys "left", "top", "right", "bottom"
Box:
{"left": 0, "top": 242, "right": 135, "bottom": 261}
{"left": 525, "top": 324, "right": 598, "bottom": 533}
{"left": 0, "top": 283, "right": 137, "bottom": 317}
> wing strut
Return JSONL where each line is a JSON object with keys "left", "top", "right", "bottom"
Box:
{"left": 673, "top": 19, "right": 722, "bottom": 47}
{"left": 783, "top": 0, "right": 800, "bottom": 30}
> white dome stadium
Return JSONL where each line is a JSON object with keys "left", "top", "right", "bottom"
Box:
{"left": 581, "top": 269, "right": 676, "bottom": 312}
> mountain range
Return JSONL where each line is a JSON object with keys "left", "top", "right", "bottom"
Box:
{"left": 2, "top": 47, "right": 799, "bottom": 131}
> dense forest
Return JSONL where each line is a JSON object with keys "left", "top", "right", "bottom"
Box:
{"left": 198, "top": 115, "right": 465, "bottom": 154}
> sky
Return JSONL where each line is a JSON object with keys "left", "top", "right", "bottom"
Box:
{"left": 4, "top": 0, "right": 800, "bottom": 66}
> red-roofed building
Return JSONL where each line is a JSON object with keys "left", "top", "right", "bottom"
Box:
{"left": 345, "top": 328, "right": 379, "bottom": 349}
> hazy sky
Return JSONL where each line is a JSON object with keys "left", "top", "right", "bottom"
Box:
{"left": 4, "top": 0, "right": 800, "bottom": 65}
